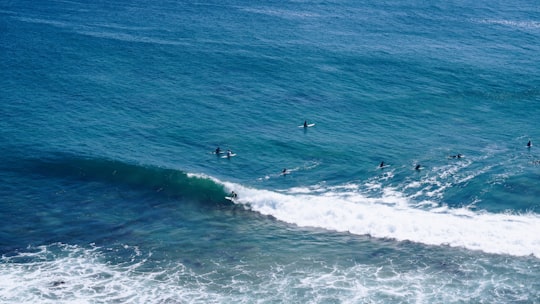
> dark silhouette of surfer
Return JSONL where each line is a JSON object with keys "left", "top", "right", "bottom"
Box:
{"left": 303, "top": 121, "right": 308, "bottom": 128}
{"left": 379, "top": 161, "right": 385, "bottom": 168}
{"left": 51, "top": 280, "right": 66, "bottom": 288}
{"left": 215, "top": 147, "right": 221, "bottom": 154}
{"left": 415, "top": 164, "right": 422, "bottom": 170}
{"left": 527, "top": 140, "right": 532, "bottom": 148}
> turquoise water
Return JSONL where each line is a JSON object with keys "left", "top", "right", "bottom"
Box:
{"left": 1, "top": 0, "right": 540, "bottom": 302}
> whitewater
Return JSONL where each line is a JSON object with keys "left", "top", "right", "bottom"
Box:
{"left": 2, "top": 0, "right": 540, "bottom": 302}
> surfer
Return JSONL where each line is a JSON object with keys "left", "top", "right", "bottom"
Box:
{"left": 450, "top": 154, "right": 463, "bottom": 159}
{"left": 303, "top": 120, "right": 308, "bottom": 128}
{"left": 226, "top": 149, "right": 232, "bottom": 158}
{"left": 379, "top": 161, "right": 385, "bottom": 168}
{"left": 215, "top": 147, "right": 221, "bottom": 154}
{"left": 282, "top": 168, "right": 288, "bottom": 175}
{"left": 527, "top": 140, "right": 532, "bottom": 147}
{"left": 230, "top": 191, "right": 237, "bottom": 199}
{"left": 51, "top": 280, "right": 66, "bottom": 288}
{"left": 415, "top": 164, "right": 422, "bottom": 170}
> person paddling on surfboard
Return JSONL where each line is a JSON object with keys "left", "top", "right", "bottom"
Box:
{"left": 379, "top": 161, "right": 385, "bottom": 168}
{"left": 415, "top": 164, "right": 422, "bottom": 170}
{"left": 226, "top": 149, "right": 233, "bottom": 158}
{"left": 527, "top": 140, "right": 532, "bottom": 147}
{"left": 303, "top": 120, "right": 308, "bottom": 128}
{"left": 215, "top": 147, "right": 221, "bottom": 154}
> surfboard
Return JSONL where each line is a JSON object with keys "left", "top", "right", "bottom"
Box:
{"left": 224, "top": 196, "right": 236, "bottom": 202}
{"left": 298, "top": 123, "right": 315, "bottom": 128}
{"left": 378, "top": 165, "right": 390, "bottom": 169}
{"left": 221, "top": 153, "right": 236, "bottom": 158}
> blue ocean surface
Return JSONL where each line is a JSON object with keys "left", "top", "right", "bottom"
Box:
{"left": 1, "top": 0, "right": 540, "bottom": 302}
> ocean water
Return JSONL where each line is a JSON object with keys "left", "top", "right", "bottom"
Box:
{"left": 1, "top": 0, "right": 540, "bottom": 302}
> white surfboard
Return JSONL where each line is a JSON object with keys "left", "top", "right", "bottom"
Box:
{"left": 225, "top": 196, "right": 236, "bottom": 202}
{"left": 221, "top": 153, "right": 236, "bottom": 158}
{"left": 298, "top": 123, "right": 315, "bottom": 128}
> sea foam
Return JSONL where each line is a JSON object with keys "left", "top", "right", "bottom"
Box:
{"left": 223, "top": 181, "right": 540, "bottom": 258}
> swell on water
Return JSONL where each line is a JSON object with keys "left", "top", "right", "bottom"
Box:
{"left": 14, "top": 154, "right": 229, "bottom": 206}
{"left": 11, "top": 154, "right": 540, "bottom": 258}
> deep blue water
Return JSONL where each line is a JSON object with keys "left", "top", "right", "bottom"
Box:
{"left": 1, "top": 0, "right": 540, "bottom": 302}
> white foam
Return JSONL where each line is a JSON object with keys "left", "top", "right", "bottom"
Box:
{"left": 16, "top": 17, "right": 73, "bottom": 28}
{"left": 15, "top": 16, "right": 191, "bottom": 47}
{"left": 2, "top": 242, "right": 528, "bottom": 303}
{"left": 477, "top": 18, "right": 540, "bottom": 30}
{"left": 1, "top": 239, "right": 537, "bottom": 303}
{"left": 76, "top": 30, "right": 187, "bottom": 46}
{"left": 222, "top": 182, "right": 540, "bottom": 258}
{"left": 240, "top": 7, "right": 321, "bottom": 19}
{"left": 402, "top": 159, "right": 480, "bottom": 200}
{"left": 0, "top": 244, "right": 225, "bottom": 303}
